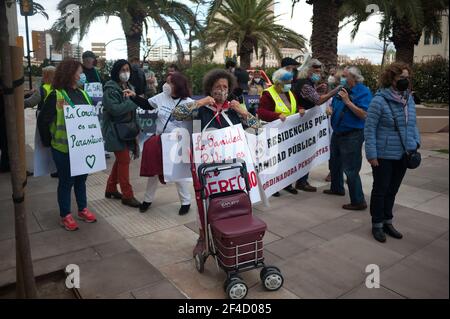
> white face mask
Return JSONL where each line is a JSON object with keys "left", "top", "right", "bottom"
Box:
{"left": 328, "top": 75, "right": 336, "bottom": 84}
{"left": 162, "top": 83, "right": 172, "bottom": 96}
{"left": 119, "top": 72, "right": 130, "bottom": 82}
{"left": 254, "top": 78, "right": 261, "bottom": 83}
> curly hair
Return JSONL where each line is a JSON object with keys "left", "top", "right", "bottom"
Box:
{"left": 52, "top": 59, "right": 82, "bottom": 90}
{"left": 379, "top": 62, "right": 412, "bottom": 88}
{"left": 203, "top": 69, "right": 237, "bottom": 96}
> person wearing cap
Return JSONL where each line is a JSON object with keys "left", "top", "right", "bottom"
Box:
{"left": 281, "top": 57, "right": 300, "bottom": 83}
{"left": 292, "top": 58, "right": 342, "bottom": 192}
{"left": 81, "top": 51, "right": 103, "bottom": 85}
{"left": 258, "top": 68, "right": 305, "bottom": 197}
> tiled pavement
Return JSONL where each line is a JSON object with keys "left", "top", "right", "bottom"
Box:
{"left": 0, "top": 110, "right": 448, "bottom": 299}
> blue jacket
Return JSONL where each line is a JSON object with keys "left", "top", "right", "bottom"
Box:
{"left": 364, "top": 88, "right": 421, "bottom": 160}
{"left": 331, "top": 83, "right": 372, "bottom": 132}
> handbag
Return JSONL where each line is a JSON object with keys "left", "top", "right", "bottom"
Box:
{"left": 140, "top": 99, "right": 182, "bottom": 179}
{"left": 114, "top": 111, "right": 140, "bottom": 142}
{"left": 384, "top": 97, "right": 421, "bottom": 169}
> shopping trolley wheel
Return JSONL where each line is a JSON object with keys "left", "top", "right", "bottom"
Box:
{"left": 223, "top": 275, "right": 242, "bottom": 291}
{"left": 194, "top": 253, "right": 205, "bottom": 273}
{"left": 225, "top": 277, "right": 248, "bottom": 299}
{"left": 261, "top": 268, "right": 284, "bottom": 291}
{"left": 260, "top": 266, "right": 281, "bottom": 281}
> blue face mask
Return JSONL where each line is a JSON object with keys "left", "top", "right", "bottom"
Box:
{"left": 311, "top": 73, "right": 321, "bottom": 83}
{"left": 282, "top": 84, "right": 292, "bottom": 92}
{"left": 340, "top": 77, "right": 347, "bottom": 87}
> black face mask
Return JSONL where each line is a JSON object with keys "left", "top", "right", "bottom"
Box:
{"left": 396, "top": 78, "right": 409, "bottom": 91}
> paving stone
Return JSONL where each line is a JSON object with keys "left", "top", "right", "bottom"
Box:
{"left": 380, "top": 238, "right": 449, "bottom": 299}
{"left": 309, "top": 213, "right": 365, "bottom": 240}
{"left": 0, "top": 200, "right": 42, "bottom": 241}
{"left": 340, "top": 284, "right": 405, "bottom": 299}
{"left": 77, "top": 250, "right": 164, "bottom": 299}
{"left": 128, "top": 225, "right": 199, "bottom": 268}
{"left": 93, "top": 239, "right": 134, "bottom": 259}
{"left": 132, "top": 279, "right": 187, "bottom": 299}
{"left": 414, "top": 194, "right": 449, "bottom": 219}
{"left": 265, "top": 231, "right": 326, "bottom": 260}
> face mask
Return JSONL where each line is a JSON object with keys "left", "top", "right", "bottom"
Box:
{"left": 311, "top": 73, "right": 321, "bottom": 83}
{"left": 213, "top": 89, "right": 228, "bottom": 102}
{"left": 328, "top": 75, "right": 336, "bottom": 84}
{"left": 340, "top": 77, "right": 347, "bottom": 87}
{"left": 78, "top": 73, "right": 87, "bottom": 86}
{"left": 163, "top": 83, "right": 172, "bottom": 96}
{"left": 254, "top": 78, "right": 261, "bottom": 83}
{"left": 396, "top": 78, "right": 409, "bottom": 92}
{"left": 282, "top": 84, "right": 292, "bottom": 92}
{"left": 119, "top": 71, "right": 130, "bottom": 82}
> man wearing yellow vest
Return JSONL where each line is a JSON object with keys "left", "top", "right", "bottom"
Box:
{"left": 37, "top": 59, "right": 98, "bottom": 231}
{"left": 257, "top": 68, "right": 306, "bottom": 197}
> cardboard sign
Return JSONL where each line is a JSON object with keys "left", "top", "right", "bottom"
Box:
{"left": 64, "top": 104, "right": 107, "bottom": 176}
{"left": 192, "top": 124, "right": 261, "bottom": 203}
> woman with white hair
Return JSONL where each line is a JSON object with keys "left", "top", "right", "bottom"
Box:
{"left": 323, "top": 66, "right": 372, "bottom": 211}
{"left": 257, "top": 68, "right": 305, "bottom": 197}
{"left": 292, "top": 59, "right": 343, "bottom": 192}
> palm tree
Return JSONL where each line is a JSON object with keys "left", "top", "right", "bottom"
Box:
{"left": 51, "top": 0, "right": 200, "bottom": 61}
{"left": 205, "top": 0, "right": 307, "bottom": 69}
{"left": 343, "top": 0, "right": 449, "bottom": 65}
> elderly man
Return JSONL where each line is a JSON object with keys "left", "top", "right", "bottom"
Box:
{"left": 323, "top": 66, "right": 372, "bottom": 211}
{"left": 293, "top": 59, "right": 343, "bottom": 192}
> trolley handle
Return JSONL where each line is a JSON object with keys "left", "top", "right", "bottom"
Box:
{"left": 198, "top": 160, "right": 251, "bottom": 198}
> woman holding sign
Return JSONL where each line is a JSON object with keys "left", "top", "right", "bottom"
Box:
{"left": 257, "top": 68, "right": 306, "bottom": 197}
{"left": 37, "top": 59, "right": 97, "bottom": 231}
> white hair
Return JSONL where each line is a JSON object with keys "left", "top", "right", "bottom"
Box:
{"left": 272, "top": 68, "right": 292, "bottom": 84}
{"left": 346, "top": 66, "right": 364, "bottom": 83}
{"left": 297, "top": 58, "right": 323, "bottom": 80}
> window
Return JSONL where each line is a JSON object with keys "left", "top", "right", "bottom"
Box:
{"left": 433, "top": 34, "right": 442, "bottom": 44}
{"left": 424, "top": 31, "right": 431, "bottom": 45}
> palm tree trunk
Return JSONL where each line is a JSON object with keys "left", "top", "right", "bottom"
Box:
{"left": 240, "top": 52, "right": 252, "bottom": 70}
{"left": 391, "top": 16, "right": 421, "bottom": 65}
{"left": 310, "top": 0, "right": 339, "bottom": 71}
{"left": 125, "top": 34, "right": 141, "bottom": 61}
{"left": 0, "top": 1, "right": 37, "bottom": 298}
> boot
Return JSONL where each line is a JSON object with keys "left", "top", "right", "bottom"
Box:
{"left": 122, "top": 197, "right": 141, "bottom": 208}
{"left": 383, "top": 224, "right": 403, "bottom": 239}
{"left": 372, "top": 227, "right": 386, "bottom": 243}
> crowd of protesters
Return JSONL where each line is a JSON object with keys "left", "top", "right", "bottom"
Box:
{"left": 0, "top": 49, "right": 421, "bottom": 243}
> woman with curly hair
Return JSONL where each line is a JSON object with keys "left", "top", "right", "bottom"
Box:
{"left": 365, "top": 62, "right": 421, "bottom": 243}
{"left": 172, "top": 69, "right": 259, "bottom": 130}
{"left": 37, "top": 59, "right": 97, "bottom": 231}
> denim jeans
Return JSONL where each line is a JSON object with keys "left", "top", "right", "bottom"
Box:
{"left": 370, "top": 158, "right": 407, "bottom": 228}
{"left": 330, "top": 129, "right": 365, "bottom": 204}
{"left": 51, "top": 148, "right": 88, "bottom": 217}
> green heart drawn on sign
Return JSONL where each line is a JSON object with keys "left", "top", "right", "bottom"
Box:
{"left": 86, "top": 155, "right": 96, "bottom": 169}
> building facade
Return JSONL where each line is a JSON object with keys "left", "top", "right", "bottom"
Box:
{"left": 91, "top": 42, "right": 106, "bottom": 59}
{"left": 414, "top": 10, "right": 449, "bottom": 63}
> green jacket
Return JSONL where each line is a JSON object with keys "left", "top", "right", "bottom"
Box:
{"left": 101, "top": 80, "right": 139, "bottom": 152}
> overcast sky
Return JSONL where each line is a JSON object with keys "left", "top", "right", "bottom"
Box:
{"left": 16, "top": 0, "right": 388, "bottom": 64}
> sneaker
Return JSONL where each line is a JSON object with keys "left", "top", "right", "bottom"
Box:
{"left": 61, "top": 214, "right": 79, "bottom": 231}
{"left": 179, "top": 204, "right": 191, "bottom": 216}
{"left": 139, "top": 201, "right": 152, "bottom": 213}
{"left": 122, "top": 197, "right": 141, "bottom": 208}
{"left": 78, "top": 208, "right": 97, "bottom": 223}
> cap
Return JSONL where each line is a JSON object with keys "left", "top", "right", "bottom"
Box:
{"left": 281, "top": 57, "right": 300, "bottom": 68}
{"left": 82, "top": 51, "right": 97, "bottom": 60}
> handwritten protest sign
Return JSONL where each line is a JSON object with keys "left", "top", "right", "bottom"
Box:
{"left": 247, "top": 104, "right": 331, "bottom": 198}
{"left": 192, "top": 124, "right": 261, "bottom": 203}
{"left": 64, "top": 104, "right": 106, "bottom": 176}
